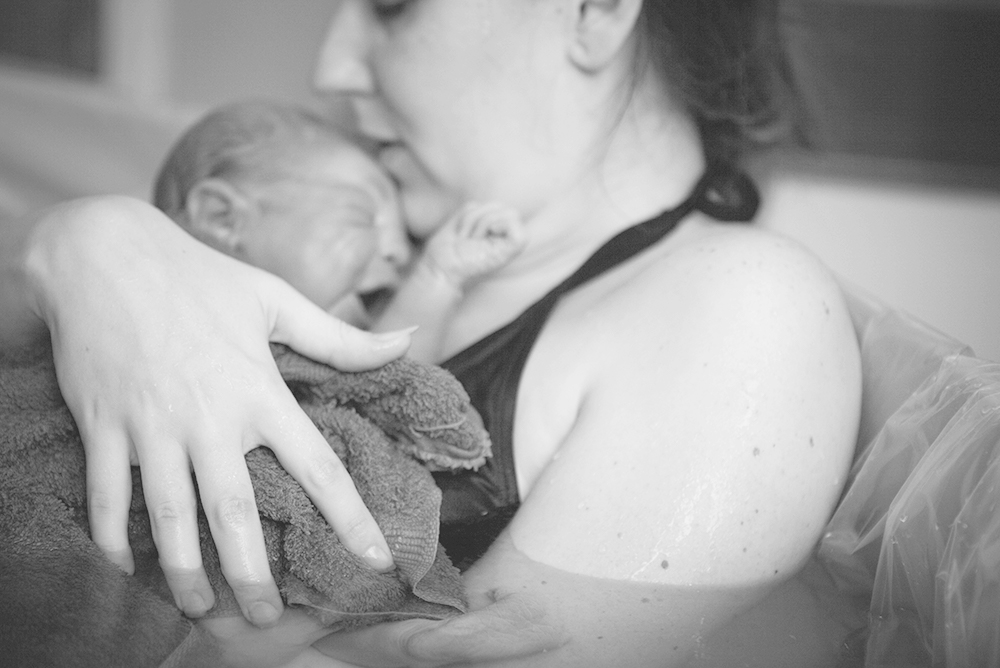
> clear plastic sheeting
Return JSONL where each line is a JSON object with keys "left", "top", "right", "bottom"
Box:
{"left": 820, "top": 289, "right": 1000, "bottom": 667}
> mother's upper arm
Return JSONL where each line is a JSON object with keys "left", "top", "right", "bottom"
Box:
{"left": 509, "top": 230, "right": 862, "bottom": 588}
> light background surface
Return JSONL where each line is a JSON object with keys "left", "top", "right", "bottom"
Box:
{"left": 1, "top": 0, "right": 997, "bottom": 361}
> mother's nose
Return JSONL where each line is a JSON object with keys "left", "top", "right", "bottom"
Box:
{"left": 314, "top": 0, "right": 374, "bottom": 94}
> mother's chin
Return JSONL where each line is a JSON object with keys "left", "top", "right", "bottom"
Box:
{"left": 378, "top": 144, "right": 462, "bottom": 239}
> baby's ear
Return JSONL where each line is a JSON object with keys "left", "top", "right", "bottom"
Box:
{"left": 185, "top": 178, "right": 253, "bottom": 256}
{"left": 567, "top": 0, "right": 643, "bottom": 72}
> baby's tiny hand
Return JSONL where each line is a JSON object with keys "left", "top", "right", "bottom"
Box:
{"left": 422, "top": 202, "right": 526, "bottom": 285}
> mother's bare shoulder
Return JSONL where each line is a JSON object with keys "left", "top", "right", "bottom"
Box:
{"left": 514, "top": 224, "right": 862, "bottom": 586}
{"left": 591, "top": 224, "right": 849, "bottom": 342}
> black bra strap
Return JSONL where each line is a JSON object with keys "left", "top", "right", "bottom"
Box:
{"left": 435, "top": 164, "right": 759, "bottom": 569}
{"left": 550, "top": 163, "right": 758, "bottom": 297}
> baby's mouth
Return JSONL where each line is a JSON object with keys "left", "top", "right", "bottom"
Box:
{"left": 359, "top": 287, "right": 395, "bottom": 321}
{"left": 327, "top": 293, "right": 373, "bottom": 329}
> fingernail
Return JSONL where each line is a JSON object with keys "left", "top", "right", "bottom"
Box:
{"left": 107, "top": 547, "right": 136, "bottom": 575}
{"left": 248, "top": 600, "right": 280, "bottom": 627}
{"left": 363, "top": 545, "right": 394, "bottom": 572}
{"left": 180, "top": 591, "right": 209, "bottom": 618}
{"left": 374, "top": 325, "right": 418, "bottom": 342}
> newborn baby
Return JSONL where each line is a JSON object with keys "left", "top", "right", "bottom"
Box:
{"left": 153, "top": 100, "right": 525, "bottom": 362}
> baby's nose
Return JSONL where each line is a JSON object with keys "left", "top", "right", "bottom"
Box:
{"left": 378, "top": 223, "right": 413, "bottom": 269}
{"left": 373, "top": 196, "right": 413, "bottom": 269}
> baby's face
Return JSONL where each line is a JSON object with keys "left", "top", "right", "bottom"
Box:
{"left": 239, "top": 139, "right": 405, "bottom": 312}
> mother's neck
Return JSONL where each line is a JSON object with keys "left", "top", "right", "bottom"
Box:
{"left": 442, "top": 79, "right": 707, "bottom": 353}
{"left": 504, "top": 87, "right": 706, "bottom": 278}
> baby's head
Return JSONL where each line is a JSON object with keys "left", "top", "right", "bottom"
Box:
{"left": 153, "top": 100, "right": 403, "bottom": 312}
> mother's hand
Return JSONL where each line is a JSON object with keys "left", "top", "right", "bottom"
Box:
{"left": 312, "top": 592, "right": 568, "bottom": 667}
{"left": 24, "top": 196, "right": 411, "bottom": 626}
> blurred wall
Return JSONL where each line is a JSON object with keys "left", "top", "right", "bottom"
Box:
{"left": 785, "top": 1, "right": 1000, "bottom": 171}
{"left": 155, "top": 0, "right": 998, "bottom": 360}
{"left": 167, "top": 0, "right": 333, "bottom": 109}
{"left": 757, "top": 156, "right": 1000, "bottom": 362}
{"left": 2, "top": 0, "right": 997, "bottom": 361}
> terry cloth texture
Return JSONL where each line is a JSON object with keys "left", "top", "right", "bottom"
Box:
{"left": 0, "top": 340, "right": 491, "bottom": 668}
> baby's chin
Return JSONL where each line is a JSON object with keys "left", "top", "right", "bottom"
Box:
{"left": 326, "top": 293, "right": 373, "bottom": 329}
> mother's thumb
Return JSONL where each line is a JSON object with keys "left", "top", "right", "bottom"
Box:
{"left": 267, "top": 282, "right": 414, "bottom": 371}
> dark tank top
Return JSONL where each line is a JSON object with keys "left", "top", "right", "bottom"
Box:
{"left": 435, "top": 165, "right": 760, "bottom": 569}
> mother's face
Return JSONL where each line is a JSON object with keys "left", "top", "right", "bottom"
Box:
{"left": 314, "top": 0, "right": 582, "bottom": 238}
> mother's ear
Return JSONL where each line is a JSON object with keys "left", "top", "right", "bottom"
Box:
{"left": 567, "top": 0, "right": 644, "bottom": 72}
{"left": 184, "top": 178, "right": 254, "bottom": 257}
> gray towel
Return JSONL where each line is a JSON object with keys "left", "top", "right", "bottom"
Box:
{"left": 0, "top": 340, "right": 491, "bottom": 667}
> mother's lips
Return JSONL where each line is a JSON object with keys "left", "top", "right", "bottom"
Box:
{"left": 377, "top": 143, "right": 428, "bottom": 187}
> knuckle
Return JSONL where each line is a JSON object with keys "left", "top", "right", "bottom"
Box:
{"left": 307, "top": 455, "right": 350, "bottom": 490}
{"left": 149, "top": 498, "right": 191, "bottom": 529}
{"left": 213, "top": 496, "right": 256, "bottom": 532}
{"left": 339, "top": 509, "right": 374, "bottom": 545}
{"left": 87, "top": 490, "right": 119, "bottom": 518}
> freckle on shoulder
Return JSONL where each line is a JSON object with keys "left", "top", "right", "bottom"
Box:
{"left": 675, "top": 226, "right": 838, "bottom": 288}
{"left": 628, "top": 225, "right": 831, "bottom": 293}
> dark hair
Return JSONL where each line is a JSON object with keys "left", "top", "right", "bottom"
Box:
{"left": 636, "top": 0, "right": 801, "bottom": 165}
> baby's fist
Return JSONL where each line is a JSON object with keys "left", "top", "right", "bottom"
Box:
{"left": 423, "top": 202, "right": 526, "bottom": 284}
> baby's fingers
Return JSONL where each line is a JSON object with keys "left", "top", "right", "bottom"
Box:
{"left": 485, "top": 209, "right": 526, "bottom": 248}
{"left": 464, "top": 203, "right": 525, "bottom": 243}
